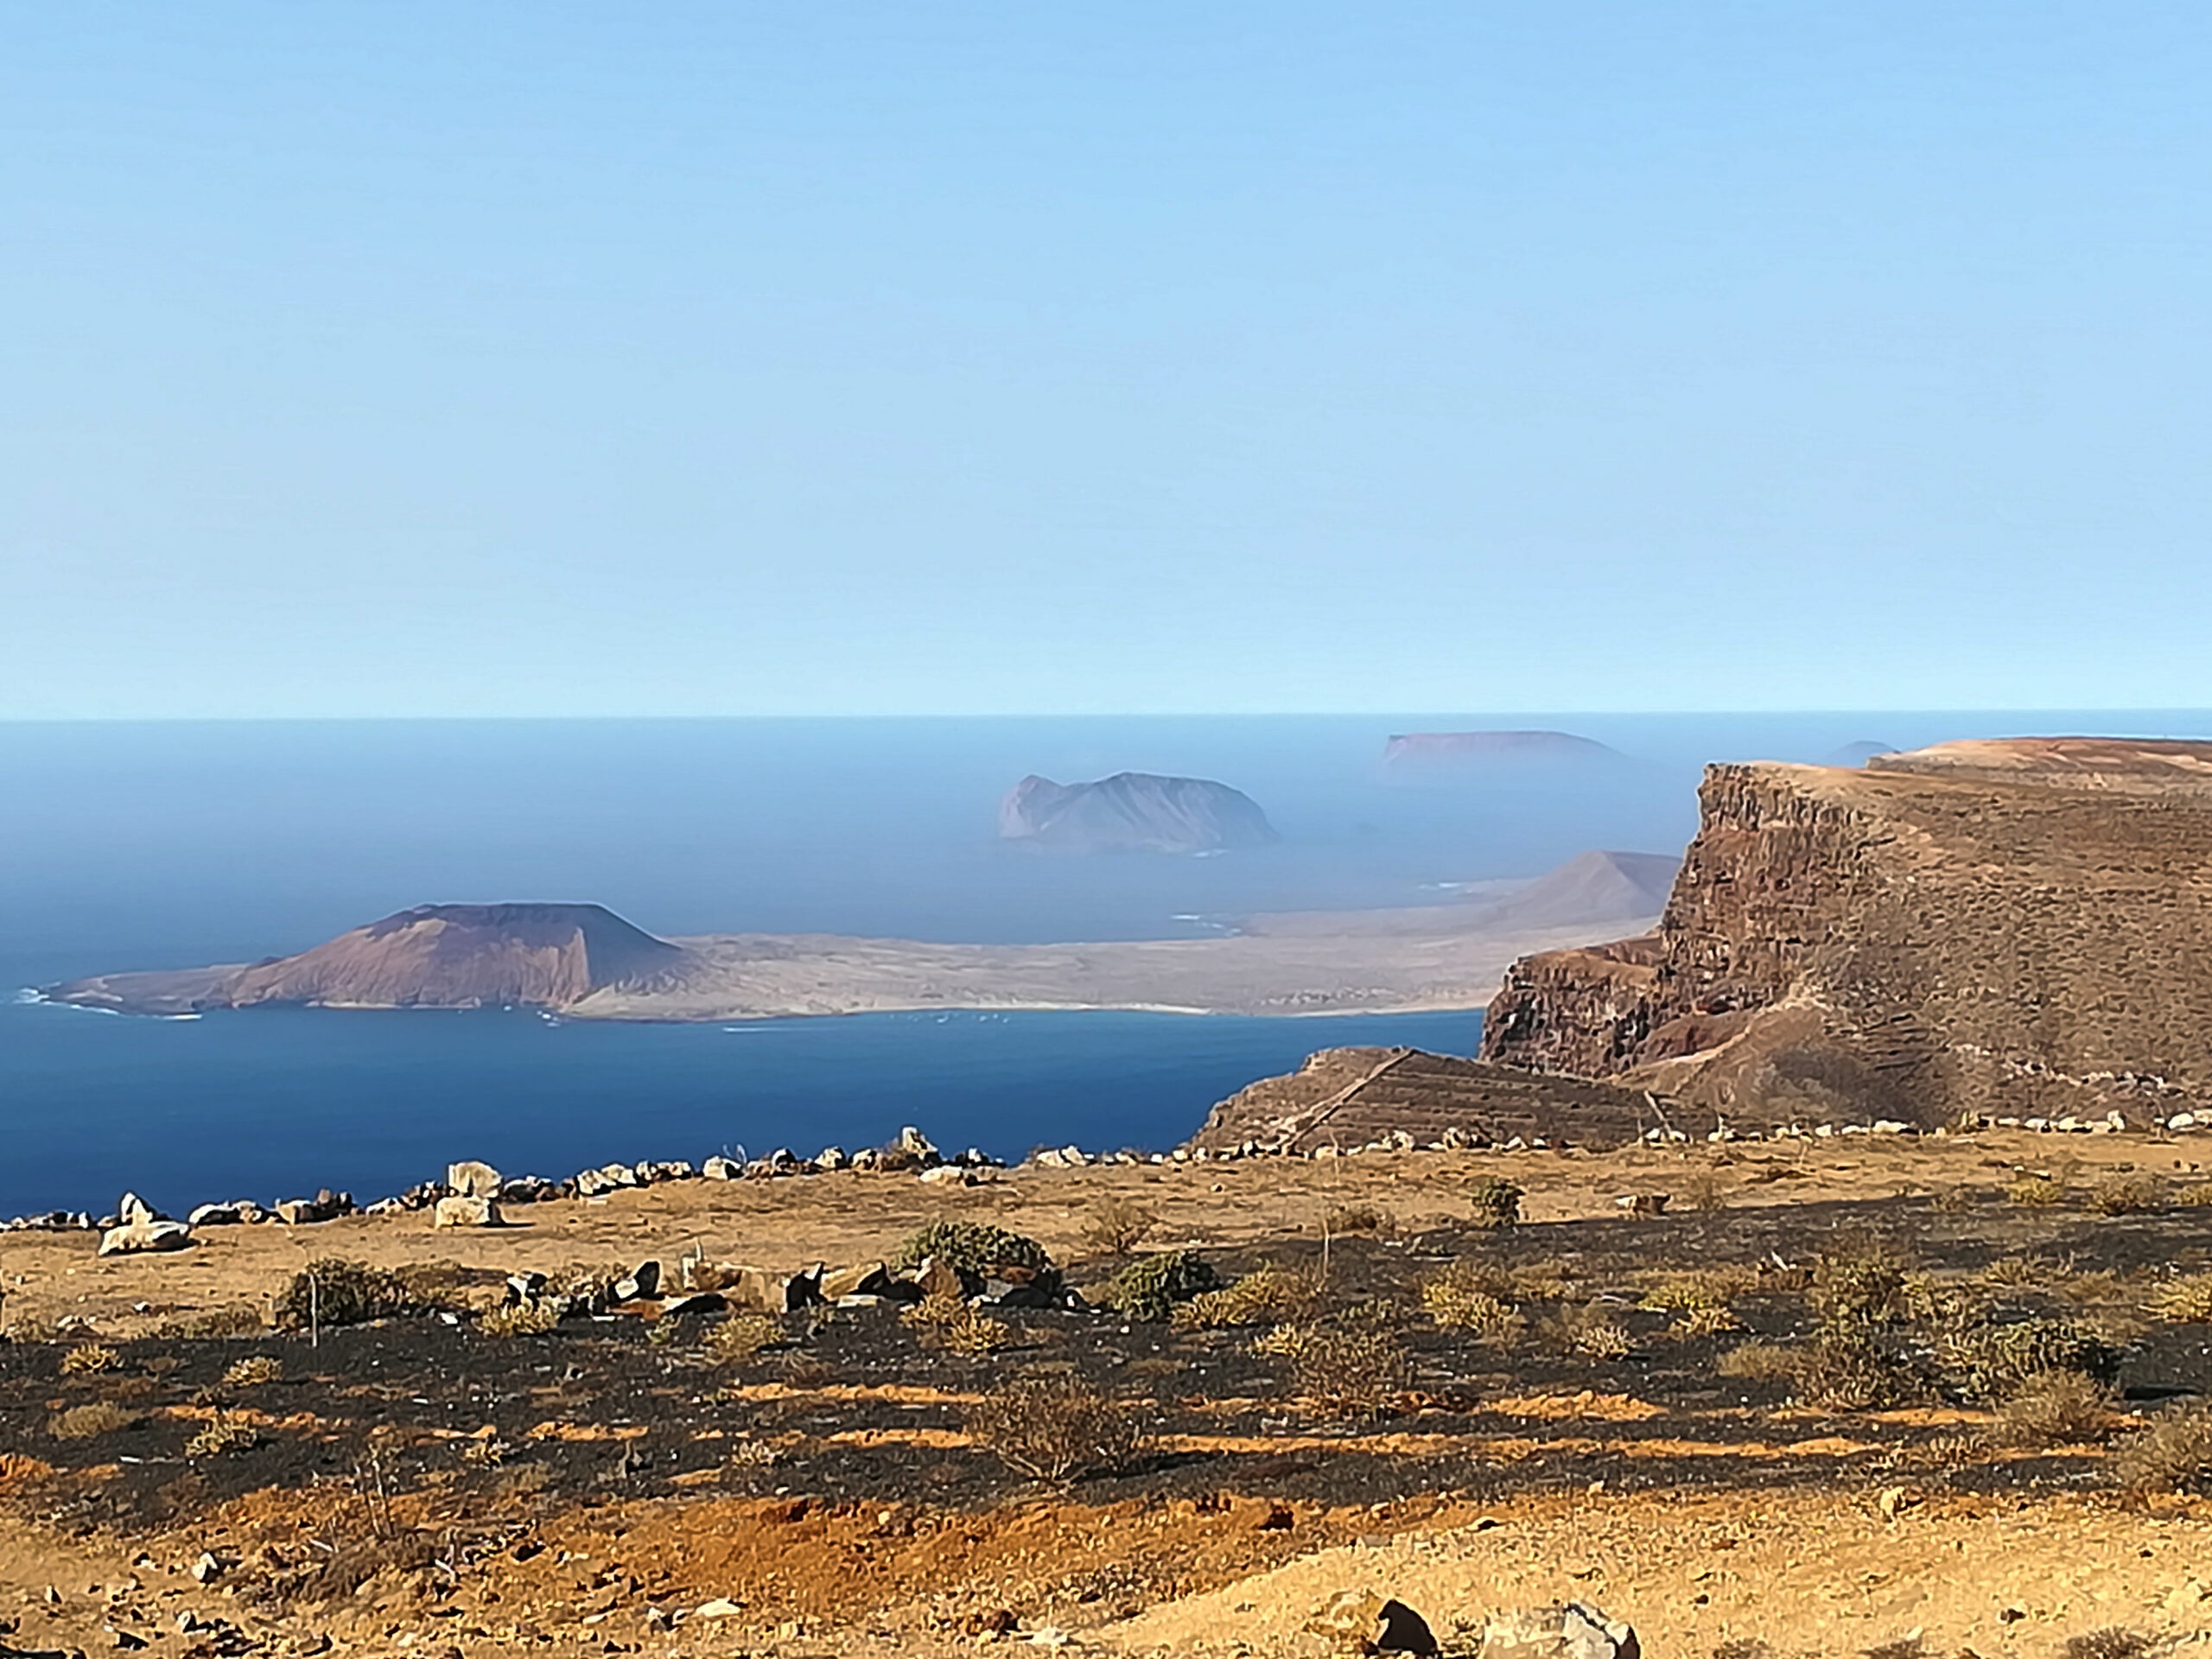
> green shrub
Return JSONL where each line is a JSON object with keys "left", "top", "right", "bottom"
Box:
{"left": 1097, "top": 1250, "right": 1221, "bottom": 1323}
{"left": 1467, "top": 1178, "right": 1523, "bottom": 1229}
{"left": 891, "top": 1222, "right": 1057, "bottom": 1287}
{"left": 273, "top": 1260, "right": 410, "bottom": 1330}
{"left": 1173, "top": 1266, "right": 1319, "bottom": 1331}
{"left": 1939, "top": 1319, "right": 2118, "bottom": 1403}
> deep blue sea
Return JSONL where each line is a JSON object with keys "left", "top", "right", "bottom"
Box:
{"left": 4, "top": 713, "right": 2206, "bottom": 1218}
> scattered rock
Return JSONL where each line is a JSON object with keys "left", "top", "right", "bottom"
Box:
{"left": 611, "top": 1261, "right": 662, "bottom": 1303}
{"left": 694, "top": 1599, "right": 742, "bottom": 1619}
{"left": 1480, "top": 1603, "right": 1639, "bottom": 1659}
{"left": 816, "top": 1146, "right": 850, "bottom": 1171}
{"left": 918, "top": 1165, "right": 974, "bottom": 1186}
{"left": 432, "top": 1195, "right": 502, "bottom": 1229}
{"left": 701, "top": 1155, "right": 740, "bottom": 1180}
{"left": 117, "top": 1192, "right": 160, "bottom": 1225}
{"left": 821, "top": 1261, "right": 894, "bottom": 1301}
{"left": 271, "top": 1198, "right": 336, "bottom": 1225}
{"left": 187, "top": 1201, "right": 257, "bottom": 1227}
{"left": 97, "top": 1218, "right": 193, "bottom": 1257}
{"left": 898, "top": 1126, "right": 941, "bottom": 1164}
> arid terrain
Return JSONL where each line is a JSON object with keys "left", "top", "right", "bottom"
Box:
{"left": 3, "top": 1125, "right": 2211, "bottom": 1657}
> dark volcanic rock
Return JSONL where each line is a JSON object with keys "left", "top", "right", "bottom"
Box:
{"left": 1479, "top": 737, "right": 2212, "bottom": 1126}
{"left": 49, "top": 902, "right": 692, "bottom": 1015}
{"left": 996, "top": 772, "right": 1277, "bottom": 855}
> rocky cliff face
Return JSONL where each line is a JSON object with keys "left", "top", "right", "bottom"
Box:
{"left": 51, "top": 903, "right": 693, "bottom": 1014}
{"left": 997, "top": 772, "right": 1277, "bottom": 855}
{"left": 1480, "top": 739, "right": 2212, "bottom": 1125}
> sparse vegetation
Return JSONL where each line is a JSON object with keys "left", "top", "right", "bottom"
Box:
{"left": 1792, "top": 1333, "right": 1923, "bottom": 1411}
{"left": 2115, "top": 1401, "right": 2212, "bottom": 1495}
{"left": 221, "top": 1356, "right": 283, "bottom": 1389}
{"left": 1421, "top": 1262, "right": 1521, "bottom": 1338}
{"left": 963, "top": 1374, "right": 1146, "bottom": 1483}
{"left": 904, "top": 1294, "right": 1012, "bottom": 1353}
{"left": 480, "top": 1301, "right": 562, "bottom": 1338}
{"left": 2177, "top": 1181, "right": 2212, "bottom": 1208}
{"left": 185, "top": 1414, "right": 260, "bottom": 1459}
{"left": 1321, "top": 1202, "right": 1394, "bottom": 1236}
{"left": 273, "top": 1259, "right": 410, "bottom": 1330}
{"left": 1253, "top": 1322, "right": 1410, "bottom": 1415}
{"left": 1809, "top": 1241, "right": 1912, "bottom": 1330}
{"left": 49, "top": 1402, "right": 137, "bottom": 1440}
{"left": 2006, "top": 1173, "right": 2068, "bottom": 1207}
{"left": 1683, "top": 1168, "right": 1730, "bottom": 1212}
{"left": 2088, "top": 1174, "right": 2164, "bottom": 1216}
{"left": 1097, "top": 1249, "right": 1222, "bottom": 1323}
{"left": 1544, "top": 1303, "right": 1635, "bottom": 1360}
{"left": 59, "top": 1343, "right": 121, "bottom": 1376}
{"left": 1988, "top": 1370, "right": 2117, "bottom": 1448}
{"left": 2149, "top": 1273, "right": 2212, "bottom": 1324}
{"left": 1676, "top": 1304, "right": 1745, "bottom": 1338}
{"left": 1718, "top": 1339, "right": 1800, "bottom": 1382}
{"left": 707, "top": 1313, "right": 789, "bottom": 1360}
{"left": 1173, "top": 1265, "right": 1319, "bottom": 1331}
{"left": 891, "top": 1222, "right": 1055, "bottom": 1282}
{"left": 1467, "top": 1177, "right": 1522, "bottom": 1229}
{"left": 1940, "top": 1319, "right": 2118, "bottom": 1403}
{"left": 2063, "top": 1630, "right": 2156, "bottom": 1659}
{"left": 1079, "top": 1196, "right": 1158, "bottom": 1258}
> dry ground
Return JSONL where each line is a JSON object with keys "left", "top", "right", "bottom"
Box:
{"left": 1, "top": 1128, "right": 2210, "bottom": 1658}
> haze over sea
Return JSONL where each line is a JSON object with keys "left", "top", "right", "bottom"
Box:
{"left": 4, "top": 712, "right": 2203, "bottom": 1219}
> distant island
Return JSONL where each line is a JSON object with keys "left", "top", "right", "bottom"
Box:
{"left": 42, "top": 850, "right": 1673, "bottom": 1024}
{"left": 997, "top": 772, "right": 1277, "bottom": 855}
{"left": 1381, "top": 729, "right": 1626, "bottom": 771}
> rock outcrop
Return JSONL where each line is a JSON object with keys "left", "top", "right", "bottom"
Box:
{"left": 1480, "top": 738, "right": 2212, "bottom": 1126}
{"left": 997, "top": 772, "right": 1277, "bottom": 855}
{"left": 48, "top": 902, "right": 692, "bottom": 1015}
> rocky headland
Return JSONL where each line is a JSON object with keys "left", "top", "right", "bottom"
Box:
{"left": 1480, "top": 736, "right": 2212, "bottom": 1127}
{"left": 996, "top": 770, "right": 1278, "bottom": 854}
{"left": 1381, "top": 729, "right": 1626, "bottom": 772}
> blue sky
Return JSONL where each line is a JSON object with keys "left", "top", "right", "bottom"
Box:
{"left": 5, "top": 3, "right": 2210, "bottom": 716}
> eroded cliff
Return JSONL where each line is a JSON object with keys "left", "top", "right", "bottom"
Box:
{"left": 1480, "top": 738, "right": 2212, "bottom": 1125}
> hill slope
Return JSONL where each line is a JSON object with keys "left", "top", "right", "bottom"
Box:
{"left": 997, "top": 772, "right": 1277, "bottom": 854}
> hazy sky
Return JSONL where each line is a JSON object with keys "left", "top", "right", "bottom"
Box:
{"left": 7, "top": 4, "right": 2210, "bottom": 717}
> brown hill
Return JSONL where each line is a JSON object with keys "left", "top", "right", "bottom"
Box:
{"left": 1479, "top": 737, "right": 2212, "bottom": 1126}
{"left": 50, "top": 903, "right": 692, "bottom": 1015}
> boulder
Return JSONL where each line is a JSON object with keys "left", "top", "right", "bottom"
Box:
{"left": 188, "top": 1201, "right": 257, "bottom": 1227}
{"left": 660, "top": 1292, "right": 728, "bottom": 1319}
{"left": 1481, "top": 1604, "right": 1640, "bottom": 1659}
{"left": 446, "top": 1160, "right": 503, "bottom": 1199}
{"left": 612, "top": 1260, "right": 662, "bottom": 1303}
{"left": 898, "top": 1126, "right": 941, "bottom": 1164}
{"left": 117, "top": 1192, "right": 161, "bottom": 1225}
{"left": 1304, "top": 1591, "right": 1439, "bottom": 1655}
{"left": 432, "top": 1195, "right": 502, "bottom": 1229}
{"left": 822, "top": 1261, "right": 894, "bottom": 1301}
{"left": 730, "top": 1264, "right": 825, "bottom": 1313}
{"left": 918, "top": 1165, "right": 974, "bottom": 1186}
{"left": 702, "top": 1155, "right": 740, "bottom": 1180}
{"left": 816, "top": 1146, "right": 850, "bottom": 1172}
{"left": 575, "top": 1163, "right": 639, "bottom": 1198}
{"left": 272, "top": 1198, "right": 336, "bottom": 1225}
{"left": 98, "top": 1218, "right": 193, "bottom": 1257}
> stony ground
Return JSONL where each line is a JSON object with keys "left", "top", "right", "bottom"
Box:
{"left": 2, "top": 1128, "right": 2211, "bottom": 1656}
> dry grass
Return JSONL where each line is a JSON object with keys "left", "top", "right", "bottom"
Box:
{"left": 1682, "top": 1169, "right": 1730, "bottom": 1213}
{"left": 221, "top": 1356, "right": 283, "bottom": 1389}
{"left": 708, "top": 1313, "right": 790, "bottom": 1359}
{"left": 1718, "top": 1339, "right": 1801, "bottom": 1382}
{"left": 2114, "top": 1402, "right": 2212, "bottom": 1495}
{"left": 1321, "top": 1202, "right": 1395, "bottom": 1237}
{"left": 1987, "top": 1370, "right": 2118, "bottom": 1449}
{"left": 49, "top": 1402, "right": 137, "bottom": 1440}
{"left": 59, "top": 1343, "right": 121, "bottom": 1376}
{"left": 2005, "top": 1173, "right": 2068, "bottom": 1207}
{"left": 2177, "top": 1181, "right": 2212, "bottom": 1208}
{"left": 1792, "top": 1334, "right": 1923, "bottom": 1411}
{"left": 1254, "top": 1322, "right": 1412, "bottom": 1414}
{"left": 1676, "top": 1304, "right": 1745, "bottom": 1338}
{"left": 963, "top": 1374, "right": 1146, "bottom": 1483}
{"left": 1078, "top": 1196, "right": 1157, "bottom": 1259}
{"left": 481, "top": 1302, "right": 561, "bottom": 1338}
{"left": 1542, "top": 1303, "right": 1635, "bottom": 1360}
{"left": 1173, "top": 1266, "right": 1321, "bottom": 1331}
{"left": 185, "top": 1415, "right": 259, "bottom": 1459}
{"left": 1419, "top": 1264, "right": 1521, "bottom": 1339}
{"left": 906, "top": 1299, "right": 1013, "bottom": 1355}
{"left": 2088, "top": 1174, "right": 2164, "bottom": 1216}
{"left": 2149, "top": 1274, "right": 2212, "bottom": 1324}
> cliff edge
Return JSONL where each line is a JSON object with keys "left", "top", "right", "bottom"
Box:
{"left": 1478, "top": 737, "right": 2212, "bottom": 1125}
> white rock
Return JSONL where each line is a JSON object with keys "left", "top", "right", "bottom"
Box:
{"left": 694, "top": 1599, "right": 742, "bottom": 1618}
{"left": 2170, "top": 1113, "right": 2199, "bottom": 1131}
{"left": 1482, "top": 1602, "right": 1641, "bottom": 1659}
{"left": 701, "top": 1155, "right": 739, "bottom": 1180}
{"left": 446, "top": 1160, "right": 502, "bottom": 1199}
{"left": 433, "top": 1195, "right": 502, "bottom": 1229}
{"left": 118, "top": 1192, "right": 158, "bottom": 1225}
{"left": 98, "top": 1218, "right": 192, "bottom": 1256}
{"left": 898, "top": 1125, "right": 940, "bottom": 1162}
{"left": 816, "top": 1146, "right": 849, "bottom": 1171}
{"left": 918, "top": 1165, "right": 972, "bottom": 1186}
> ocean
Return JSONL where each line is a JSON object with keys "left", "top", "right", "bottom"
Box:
{"left": 4, "top": 713, "right": 2205, "bottom": 1219}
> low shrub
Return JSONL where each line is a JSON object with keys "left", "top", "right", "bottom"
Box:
{"left": 2177, "top": 1181, "right": 2212, "bottom": 1208}
{"left": 1988, "top": 1370, "right": 2117, "bottom": 1449}
{"left": 1420, "top": 1263, "right": 1520, "bottom": 1338}
{"left": 1173, "top": 1266, "right": 1320, "bottom": 1331}
{"left": 1254, "top": 1322, "right": 1410, "bottom": 1415}
{"left": 1717, "top": 1339, "right": 1801, "bottom": 1382}
{"left": 59, "top": 1344, "right": 121, "bottom": 1376}
{"left": 2005, "top": 1173, "right": 2068, "bottom": 1207}
{"left": 2088, "top": 1174, "right": 2164, "bottom": 1217}
{"left": 1097, "top": 1250, "right": 1222, "bottom": 1323}
{"left": 1940, "top": 1319, "right": 2118, "bottom": 1403}
{"left": 221, "top": 1356, "right": 283, "bottom": 1389}
{"left": 1078, "top": 1197, "right": 1157, "bottom": 1259}
{"left": 481, "top": 1302, "right": 561, "bottom": 1338}
{"left": 185, "top": 1415, "right": 259, "bottom": 1459}
{"left": 1467, "top": 1178, "right": 1523, "bottom": 1229}
{"left": 1544, "top": 1304, "right": 1634, "bottom": 1361}
{"left": 707, "top": 1313, "right": 788, "bottom": 1360}
{"left": 50, "top": 1402, "right": 137, "bottom": 1440}
{"left": 1792, "top": 1333, "right": 1923, "bottom": 1411}
{"left": 1676, "top": 1304, "right": 1745, "bottom": 1338}
{"left": 1810, "top": 1242, "right": 1912, "bottom": 1331}
{"left": 964, "top": 1374, "right": 1145, "bottom": 1483}
{"left": 1322, "top": 1203, "right": 1394, "bottom": 1236}
{"left": 2149, "top": 1274, "right": 2212, "bottom": 1325}
{"left": 273, "top": 1260, "right": 410, "bottom": 1330}
{"left": 2113, "top": 1401, "right": 2212, "bottom": 1495}
{"left": 891, "top": 1221, "right": 1055, "bottom": 1282}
